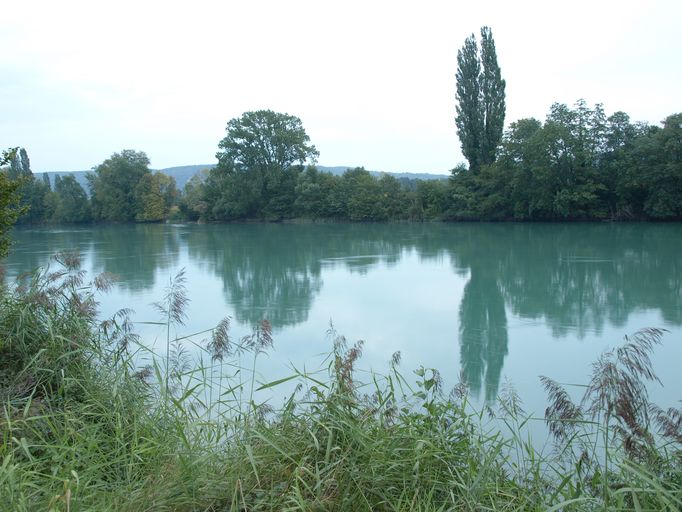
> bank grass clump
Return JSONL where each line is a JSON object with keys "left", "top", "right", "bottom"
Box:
{"left": 1, "top": 257, "right": 681, "bottom": 510}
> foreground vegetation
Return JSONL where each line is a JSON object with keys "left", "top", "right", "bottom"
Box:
{"left": 1, "top": 255, "right": 680, "bottom": 511}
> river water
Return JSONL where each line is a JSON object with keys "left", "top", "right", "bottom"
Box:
{"left": 4, "top": 222, "right": 681, "bottom": 422}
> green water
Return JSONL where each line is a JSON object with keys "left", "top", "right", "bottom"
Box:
{"left": 4, "top": 222, "right": 681, "bottom": 415}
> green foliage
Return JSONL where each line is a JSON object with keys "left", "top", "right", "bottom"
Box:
{"left": 88, "top": 149, "right": 151, "bottom": 222}
{"left": 343, "top": 167, "right": 387, "bottom": 221}
{"left": 455, "top": 33, "right": 482, "bottom": 172}
{"left": 412, "top": 179, "right": 450, "bottom": 220}
{"left": 456, "top": 27, "right": 506, "bottom": 172}
{"left": 448, "top": 101, "right": 682, "bottom": 221}
{"left": 0, "top": 148, "right": 27, "bottom": 257}
{"left": 480, "top": 26, "right": 506, "bottom": 168}
{"left": 205, "top": 110, "right": 318, "bottom": 221}
{"left": 4, "top": 102, "right": 680, "bottom": 225}
{"left": 178, "top": 169, "right": 209, "bottom": 221}
{"left": 7, "top": 148, "right": 31, "bottom": 180}
{"left": 636, "top": 113, "right": 682, "bottom": 218}
{"left": 377, "top": 174, "right": 410, "bottom": 220}
{"left": 293, "top": 166, "right": 337, "bottom": 218}
{"left": 52, "top": 174, "right": 91, "bottom": 223}
{"left": 134, "top": 172, "right": 177, "bottom": 222}
{"left": 5, "top": 148, "right": 51, "bottom": 225}
{"left": 216, "top": 109, "right": 318, "bottom": 172}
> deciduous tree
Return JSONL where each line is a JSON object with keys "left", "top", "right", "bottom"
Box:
{"left": 208, "top": 110, "right": 318, "bottom": 220}
{"left": 53, "top": 174, "right": 91, "bottom": 223}
{"left": 134, "top": 172, "right": 178, "bottom": 222}
{"left": 88, "top": 150, "right": 151, "bottom": 222}
{"left": 0, "top": 148, "right": 27, "bottom": 256}
{"left": 216, "top": 110, "right": 318, "bottom": 172}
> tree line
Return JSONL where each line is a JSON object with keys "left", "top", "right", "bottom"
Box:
{"left": 0, "top": 148, "right": 179, "bottom": 226}
{"left": 2, "top": 101, "right": 681, "bottom": 228}
{"left": 1, "top": 27, "right": 680, "bottom": 228}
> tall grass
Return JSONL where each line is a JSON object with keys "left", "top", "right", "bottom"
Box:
{"left": 0, "top": 256, "right": 680, "bottom": 511}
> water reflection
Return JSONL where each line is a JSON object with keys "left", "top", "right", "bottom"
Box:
{"left": 3, "top": 227, "right": 94, "bottom": 274}
{"left": 497, "top": 224, "right": 682, "bottom": 334}
{"left": 89, "top": 225, "right": 180, "bottom": 291}
{"left": 443, "top": 225, "right": 510, "bottom": 402}
{"left": 459, "top": 269, "right": 508, "bottom": 402}
{"left": 433, "top": 223, "right": 681, "bottom": 399}
{"left": 4, "top": 222, "right": 681, "bottom": 402}
{"left": 184, "top": 224, "right": 405, "bottom": 327}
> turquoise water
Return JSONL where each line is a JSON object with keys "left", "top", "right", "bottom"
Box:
{"left": 4, "top": 222, "right": 681, "bottom": 419}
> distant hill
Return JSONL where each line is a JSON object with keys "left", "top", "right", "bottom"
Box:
{"left": 156, "top": 165, "right": 215, "bottom": 189}
{"left": 34, "top": 171, "right": 91, "bottom": 192}
{"left": 317, "top": 166, "right": 448, "bottom": 181}
{"left": 34, "top": 164, "right": 447, "bottom": 193}
{"left": 34, "top": 164, "right": 217, "bottom": 193}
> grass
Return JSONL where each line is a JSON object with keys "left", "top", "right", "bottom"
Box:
{"left": 0, "top": 253, "right": 680, "bottom": 511}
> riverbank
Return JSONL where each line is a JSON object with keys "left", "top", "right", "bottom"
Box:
{"left": 1, "top": 256, "right": 680, "bottom": 511}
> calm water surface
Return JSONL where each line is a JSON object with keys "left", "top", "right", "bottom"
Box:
{"left": 4, "top": 223, "right": 681, "bottom": 419}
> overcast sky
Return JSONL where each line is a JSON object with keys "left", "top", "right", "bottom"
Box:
{"left": 2, "top": 0, "right": 680, "bottom": 174}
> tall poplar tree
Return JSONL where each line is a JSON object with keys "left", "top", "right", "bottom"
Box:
{"left": 479, "top": 27, "right": 506, "bottom": 167}
{"left": 455, "top": 34, "right": 482, "bottom": 172}
{"left": 455, "top": 26, "right": 506, "bottom": 172}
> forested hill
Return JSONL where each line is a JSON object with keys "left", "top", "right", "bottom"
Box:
{"left": 34, "top": 165, "right": 446, "bottom": 192}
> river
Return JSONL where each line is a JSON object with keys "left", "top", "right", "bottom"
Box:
{"left": 4, "top": 222, "right": 681, "bottom": 422}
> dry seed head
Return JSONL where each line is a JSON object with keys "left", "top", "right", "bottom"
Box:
{"left": 541, "top": 375, "right": 583, "bottom": 441}
{"left": 93, "top": 272, "right": 117, "bottom": 292}
{"left": 54, "top": 250, "right": 82, "bottom": 271}
{"left": 208, "top": 316, "right": 232, "bottom": 362}
{"left": 153, "top": 268, "right": 189, "bottom": 326}
{"left": 390, "top": 351, "right": 402, "bottom": 368}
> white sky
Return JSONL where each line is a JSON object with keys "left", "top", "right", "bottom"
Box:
{"left": 1, "top": 0, "right": 680, "bottom": 174}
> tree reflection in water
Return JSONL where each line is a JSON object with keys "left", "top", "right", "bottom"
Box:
{"left": 5, "top": 222, "right": 681, "bottom": 402}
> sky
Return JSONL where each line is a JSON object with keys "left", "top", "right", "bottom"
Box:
{"left": 1, "top": 0, "right": 680, "bottom": 174}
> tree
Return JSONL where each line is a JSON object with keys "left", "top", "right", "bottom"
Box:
{"left": 496, "top": 117, "right": 544, "bottom": 219}
{"left": 209, "top": 110, "right": 319, "bottom": 220}
{"left": 377, "top": 174, "right": 410, "bottom": 220}
{"left": 341, "top": 168, "right": 385, "bottom": 221}
{"left": 216, "top": 110, "right": 319, "bottom": 172}
{"left": 480, "top": 27, "right": 506, "bottom": 167}
{"left": 455, "top": 27, "right": 506, "bottom": 172}
{"left": 455, "top": 34, "right": 482, "bottom": 172}
{"left": 88, "top": 150, "right": 151, "bottom": 222}
{"left": 293, "top": 167, "right": 340, "bottom": 219}
{"left": 134, "top": 172, "right": 178, "bottom": 222}
{"left": 635, "top": 113, "right": 682, "bottom": 218}
{"left": 0, "top": 148, "right": 27, "bottom": 257}
{"left": 53, "top": 174, "right": 91, "bottom": 223}
{"left": 413, "top": 179, "right": 450, "bottom": 220}
{"left": 8, "top": 147, "right": 31, "bottom": 180}
{"left": 7, "top": 147, "right": 51, "bottom": 224}
{"left": 179, "top": 170, "right": 209, "bottom": 221}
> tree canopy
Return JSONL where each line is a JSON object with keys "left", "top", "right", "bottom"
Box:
{"left": 88, "top": 150, "right": 151, "bottom": 222}
{"left": 216, "top": 110, "right": 319, "bottom": 172}
{"left": 52, "top": 174, "right": 90, "bottom": 223}
{"left": 205, "top": 110, "right": 319, "bottom": 220}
